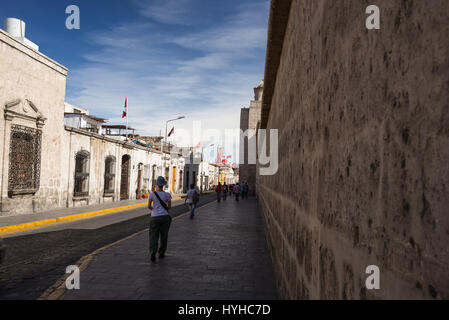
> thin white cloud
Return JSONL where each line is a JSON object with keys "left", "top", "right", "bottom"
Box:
{"left": 134, "top": 0, "right": 193, "bottom": 25}
{"left": 171, "top": 2, "right": 269, "bottom": 53}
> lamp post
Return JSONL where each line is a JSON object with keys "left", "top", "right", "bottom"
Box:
{"left": 161, "top": 116, "right": 185, "bottom": 191}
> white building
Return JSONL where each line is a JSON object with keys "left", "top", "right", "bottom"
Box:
{"left": 0, "top": 20, "right": 184, "bottom": 216}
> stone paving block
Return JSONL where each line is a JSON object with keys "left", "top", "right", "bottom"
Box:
{"left": 61, "top": 198, "right": 277, "bottom": 300}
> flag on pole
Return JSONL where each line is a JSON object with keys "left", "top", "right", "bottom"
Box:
{"left": 122, "top": 98, "right": 127, "bottom": 118}
{"left": 196, "top": 141, "right": 201, "bottom": 149}
{"left": 168, "top": 127, "right": 175, "bottom": 137}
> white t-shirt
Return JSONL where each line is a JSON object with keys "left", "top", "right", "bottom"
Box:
{"left": 186, "top": 189, "right": 198, "bottom": 204}
{"left": 150, "top": 191, "right": 172, "bottom": 217}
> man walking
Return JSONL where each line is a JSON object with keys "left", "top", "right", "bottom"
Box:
{"left": 241, "top": 182, "right": 246, "bottom": 200}
{"left": 148, "top": 176, "right": 172, "bottom": 262}
{"left": 234, "top": 183, "right": 241, "bottom": 202}
{"left": 185, "top": 184, "right": 199, "bottom": 219}
{"left": 222, "top": 182, "right": 228, "bottom": 200}
{"left": 245, "top": 182, "right": 249, "bottom": 198}
{"left": 216, "top": 182, "right": 222, "bottom": 202}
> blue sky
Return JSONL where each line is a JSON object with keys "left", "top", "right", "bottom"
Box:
{"left": 1, "top": 0, "right": 269, "bottom": 162}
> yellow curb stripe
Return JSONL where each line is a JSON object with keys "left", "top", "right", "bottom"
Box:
{"left": 0, "top": 196, "right": 182, "bottom": 235}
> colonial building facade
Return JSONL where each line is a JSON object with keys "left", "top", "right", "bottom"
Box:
{"left": 182, "top": 150, "right": 238, "bottom": 193}
{"left": 0, "top": 28, "right": 184, "bottom": 217}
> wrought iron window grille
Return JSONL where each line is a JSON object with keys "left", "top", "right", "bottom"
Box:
{"left": 8, "top": 125, "right": 42, "bottom": 197}
{"left": 104, "top": 156, "right": 116, "bottom": 195}
{"left": 74, "top": 151, "right": 90, "bottom": 197}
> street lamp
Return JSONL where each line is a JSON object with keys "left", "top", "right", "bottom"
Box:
{"left": 161, "top": 116, "right": 185, "bottom": 191}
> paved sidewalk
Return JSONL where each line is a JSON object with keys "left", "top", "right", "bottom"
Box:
{"left": 60, "top": 197, "right": 278, "bottom": 300}
{"left": 0, "top": 193, "right": 186, "bottom": 229}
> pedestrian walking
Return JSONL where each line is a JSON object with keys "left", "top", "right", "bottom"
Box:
{"left": 216, "top": 182, "right": 222, "bottom": 202}
{"left": 234, "top": 183, "right": 241, "bottom": 202}
{"left": 185, "top": 184, "right": 199, "bottom": 219}
{"left": 241, "top": 183, "right": 246, "bottom": 200}
{"left": 245, "top": 182, "right": 249, "bottom": 198}
{"left": 148, "top": 176, "right": 172, "bottom": 262}
{"left": 223, "top": 182, "right": 228, "bottom": 200}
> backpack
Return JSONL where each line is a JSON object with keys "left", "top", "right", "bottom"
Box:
{"left": 193, "top": 190, "right": 200, "bottom": 204}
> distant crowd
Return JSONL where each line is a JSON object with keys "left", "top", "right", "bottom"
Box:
{"left": 213, "top": 182, "right": 249, "bottom": 203}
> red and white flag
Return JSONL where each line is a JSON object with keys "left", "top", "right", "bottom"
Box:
{"left": 122, "top": 98, "right": 127, "bottom": 118}
{"left": 168, "top": 127, "right": 175, "bottom": 137}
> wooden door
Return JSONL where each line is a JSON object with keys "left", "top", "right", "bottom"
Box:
{"left": 120, "top": 155, "right": 130, "bottom": 200}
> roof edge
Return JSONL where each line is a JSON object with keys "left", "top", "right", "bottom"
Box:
{"left": 0, "top": 29, "right": 68, "bottom": 76}
{"left": 260, "top": 0, "right": 293, "bottom": 129}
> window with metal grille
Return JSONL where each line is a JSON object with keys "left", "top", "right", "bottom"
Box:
{"left": 104, "top": 156, "right": 116, "bottom": 194}
{"left": 74, "top": 151, "right": 90, "bottom": 197}
{"left": 8, "top": 125, "right": 42, "bottom": 196}
{"left": 143, "top": 164, "right": 151, "bottom": 186}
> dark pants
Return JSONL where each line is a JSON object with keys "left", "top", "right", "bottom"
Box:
{"left": 149, "top": 215, "right": 171, "bottom": 254}
{"left": 223, "top": 191, "right": 227, "bottom": 200}
{"left": 235, "top": 193, "right": 240, "bottom": 202}
{"left": 217, "top": 192, "right": 222, "bottom": 202}
{"left": 189, "top": 203, "right": 196, "bottom": 218}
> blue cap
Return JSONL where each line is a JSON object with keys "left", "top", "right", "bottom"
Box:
{"left": 156, "top": 176, "right": 167, "bottom": 187}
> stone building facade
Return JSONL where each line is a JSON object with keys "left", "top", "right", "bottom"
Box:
{"left": 258, "top": 0, "right": 449, "bottom": 299}
{"left": 239, "top": 81, "right": 263, "bottom": 196}
{"left": 0, "top": 28, "right": 184, "bottom": 217}
{"left": 183, "top": 150, "right": 237, "bottom": 192}
{"left": 0, "top": 29, "right": 67, "bottom": 215}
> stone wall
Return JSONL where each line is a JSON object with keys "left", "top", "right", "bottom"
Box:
{"left": 258, "top": 0, "right": 449, "bottom": 299}
{"left": 239, "top": 108, "right": 253, "bottom": 190}
{"left": 247, "top": 96, "right": 262, "bottom": 196}
{"left": 0, "top": 29, "right": 68, "bottom": 215}
{"left": 240, "top": 95, "right": 261, "bottom": 196}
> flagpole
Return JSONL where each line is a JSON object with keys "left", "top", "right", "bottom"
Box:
{"left": 126, "top": 98, "right": 128, "bottom": 141}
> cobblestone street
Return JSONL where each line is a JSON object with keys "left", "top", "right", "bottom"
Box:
{"left": 60, "top": 198, "right": 277, "bottom": 300}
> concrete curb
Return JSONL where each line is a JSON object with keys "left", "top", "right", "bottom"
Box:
{"left": 0, "top": 197, "right": 181, "bottom": 236}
